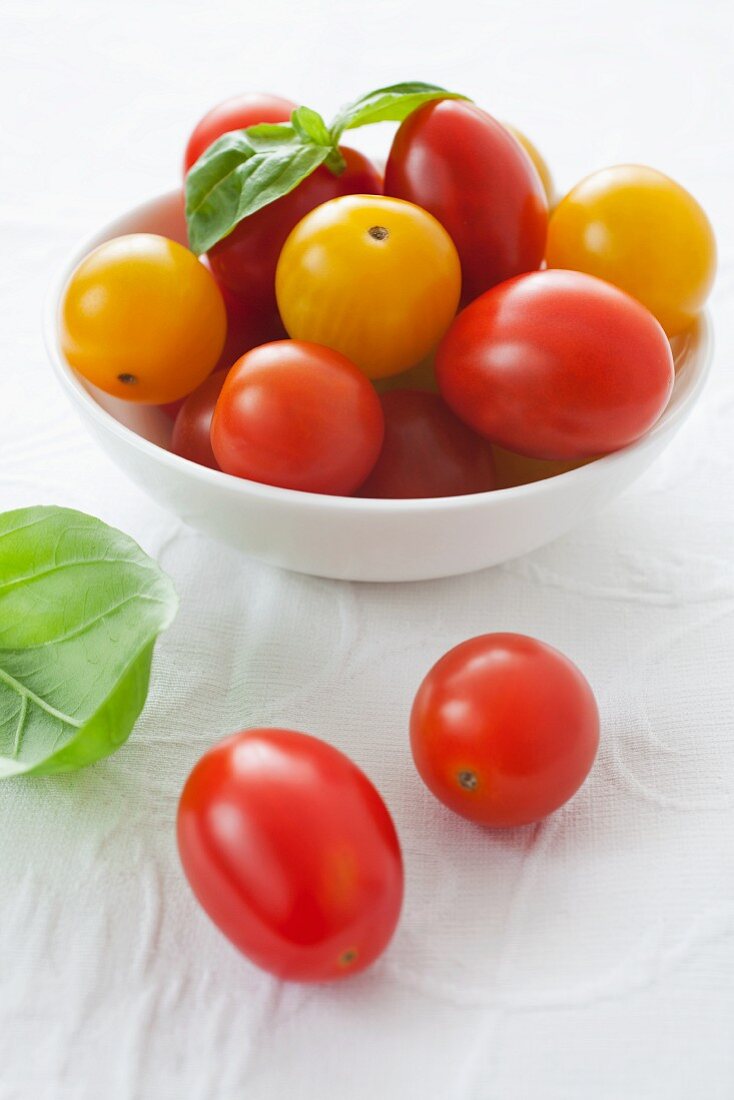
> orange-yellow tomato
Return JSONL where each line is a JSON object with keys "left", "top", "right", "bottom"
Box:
{"left": 546, "top": 165, "right": 716, "bottom": 335}
{"left": 373, "top": 351, "right": 438, "bottom": 395}
{"left": 275, "top": 195, "right": 461, "bottom": 379}
{"left": 492, "top": 445, "right": 588, "bottom": 488}
{"left": 61, "top": 234, "right": 226, "bottom": 403}
{"left": 503, "top": 123, "right": 554, "bottom": 204}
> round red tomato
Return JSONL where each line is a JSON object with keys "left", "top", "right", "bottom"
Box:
{"left": 177, "top": 728, "right": 404, "bottom": 982}
{"left": 184, "top": 92, "right": 296, "bottom": 174}
{"left": 171, "top": 370, "right": 227, "bottom": 469}
{"left": 207, "top": 147, "right": 382, "bottom": 339}
{"left": 384, "top": 100, "right": 547, "bottom": 304}
{"left": 411, "top": 634, "right": 599, "bottom": 828}
{"left": 359, "top": 390, "right": 496, "bottom": 499}
{"left": 210, "top": 341, "right": 384, "bottom": 495}
{"left": 437, "top": 269, "right": 675, "bottom": 460}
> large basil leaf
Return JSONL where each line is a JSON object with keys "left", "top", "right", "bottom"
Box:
{"left": 0, "top": 507, "right": 178, "bottom": 777}
{"left": 185, "top": 125, "right": 332, "bottom": 254}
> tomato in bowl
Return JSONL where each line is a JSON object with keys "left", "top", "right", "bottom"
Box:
{"left": 45, "top": 190, "right": 712, "bottom": 582}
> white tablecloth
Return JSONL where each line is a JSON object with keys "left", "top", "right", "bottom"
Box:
{"left": 2, "top": 1, "right": 733, "bottom": 1096}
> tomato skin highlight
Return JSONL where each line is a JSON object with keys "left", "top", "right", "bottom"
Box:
{"left": 410, "top": 634, "right": 600, "bottom": 828}
{"left": 546, "top": 164, "right": 716, "bottom": 335}
{"left": 171, "top": 370, "right": 227, "bottom": 469}
{"left": 184, "top": 92, "right": 296, "bottom": 174}
{"left": 61, "top": 234, "right": 226, "bottom": 404}
{"left": 177, "top": 728, "right": 404, "bottom": 982}
{"left": 207, "top": 147, "right": 382, "bottom": 339}
{"left": 211, "top": 340, "right": 384, "bottom": 495}
{"left": 385, "top": 100, "right": 548, "bottom": 304}
{"left": 359, "top": 390, "right": 496, "bottom": 499}
{"left": 276, "top": 194, "right": 461, "bottom": 379}
{"left": 437, "top": 269, "right": 675, "bottom": 461}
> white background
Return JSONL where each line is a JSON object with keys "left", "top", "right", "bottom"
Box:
{"left": 2, "top": 1, "right": 733, "bottom": 1097}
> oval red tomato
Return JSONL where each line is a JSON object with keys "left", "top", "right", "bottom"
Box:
{"left": 207, "top": 148, "right": 382, "bottom": 339}
{"left": 437, "top": 269, "right": 675, "bottom": 460}
{"left": 384, "top": 100, "right": 547, "bottom": 304}
{"left": 177, "top": 728, "right": 404, "bottom": 981}
{"left": 410, "top": 633, "right": 600, "bottom": 828}
{"left": 359, "top": 390, "right": 496, "bottom": 499}
{"left": 211, "top": 340, "right": 384, "bottom": 495}
{"left": 171, "top": 370, "right": 227, "bottom": 469}
{"left": 184, "top": 92, "right": 296, "bottom": 174}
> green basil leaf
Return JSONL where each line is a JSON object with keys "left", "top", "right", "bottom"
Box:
{"left": 0, "top": 506, "right": 177, "bottom": 778}
{"left": 291, "top": 105, "right": 332, "bottom": 147}
{"left": 185, "top": 127, "right": 331, "bottom": 254}
{"left": 329, "top": 81, "right": 470, "bottom": 139}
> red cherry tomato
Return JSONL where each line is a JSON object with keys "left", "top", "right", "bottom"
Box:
{"left": 171, "top": 370, "right": 227, "bottom": 469}
{"left": 359, "top": 390, "right": 497, "bottom": 499}
{"left": 385, "top": 100, "right": 547, "bottom": 304}
{"left": 211, "top": 341, "right": 384, "bottom": 495}
{"left": 215, "top": 279, "right": 287, "bottom": 367}
{"left": 437, "top": 269, "right": 675, "bottom": 460}
{"left": 184, "top": 92, "right": 296, "bottom": 174}
{"left": 410, "top": 634, "right": 600, "bottom": 828}
{"left": 177, "top": 728, "right": 404, "bottom": 982}
{"left": 207, "top": 147, "right": 382, "bottom": 338}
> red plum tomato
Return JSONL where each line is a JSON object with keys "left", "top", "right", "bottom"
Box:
{"left": 437, "top": 269, "right": 675, "bottom": 460}
{"left": 177, "top": 728, "right": 404, "bottom": 982}
{"left": 385, "top": 100, "right": 548, "bottom": 304}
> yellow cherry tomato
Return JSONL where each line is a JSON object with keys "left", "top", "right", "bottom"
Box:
{"left": 275, "top": 195, "right": 461, "bottom": 379}
{"left": 503, "top": 123, "right": 554, "bottom": 204}
{"left": 492, "top": 446, "right": 588, "bottom": 488}
{"left": 61, "top": 234, "right": 226, "bottom": 403}
{"left": 546, "top": 165, "right": 716, "bottom": 335}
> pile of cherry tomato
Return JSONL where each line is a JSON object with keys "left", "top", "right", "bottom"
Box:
{"left": 58, "top": 86, "right": 717, "bottom": 983}
{"left": 61, "top": 84, "right": 716, "bottom": 498}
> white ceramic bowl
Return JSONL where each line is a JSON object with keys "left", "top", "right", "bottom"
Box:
{"left": 45, "top": 190, "right": 713, "bottom": 583}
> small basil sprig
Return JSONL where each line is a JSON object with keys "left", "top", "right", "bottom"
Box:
{"left": 185, "top": 81, "right": 469, "bottom": 255}
{"left": 329, "top": 81, "right": 468, "bottom": 137}
{"left": 0, "top": 506, "right": 177, "bottom": 777}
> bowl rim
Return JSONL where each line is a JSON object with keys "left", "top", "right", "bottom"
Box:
{"left": 44, "top": 188, "right": 714, "bottom": 516}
